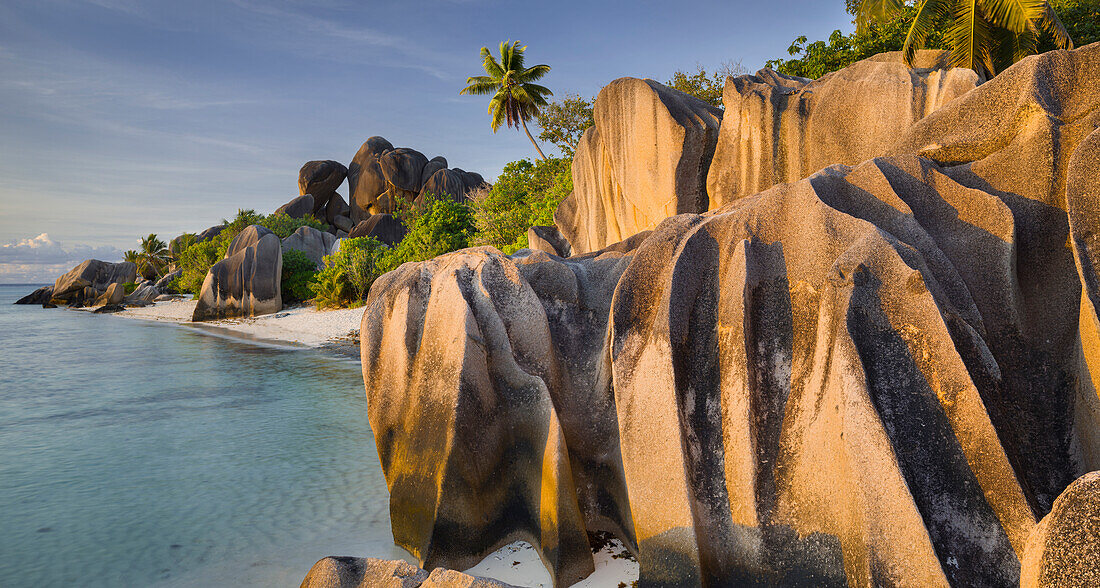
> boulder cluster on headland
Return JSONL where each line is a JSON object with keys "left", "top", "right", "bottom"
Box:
{"left": 337, "top": 45, "right": 1100, "bottom": 587}
{"left": 15, "top": 138, "right": 488, "bottom": 324}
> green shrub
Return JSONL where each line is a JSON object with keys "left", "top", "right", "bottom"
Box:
{"left": 310, "top": 237, "right": 389, "bottom": 309}
{"left": 378, "top": 195, "right": 475, "bottom": 273}
{"left": 281, "top": 249, "right": 318, "bottom": 304}
{"left": 260, "top": 212, "right": 328, "bottom": 238}
{"left": 122, "top": 282, "right": 137, "bottom": 295}
{"left": 174, "top": 239, "right": 221, "bottom": 297}
{"left": 469, "top": 158, "right": 571, "bottom": 254}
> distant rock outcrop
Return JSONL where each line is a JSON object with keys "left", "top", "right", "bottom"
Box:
{"left": 359, "top": 44, "right": 1100, "bottom": 586}
{"left": 14, "top": 286, "right": 53, "bottom": 305}
{"left": 51, "top": 259, "right": 137, "bottom": 305}
{"left": 346, "top": 137, "right": 488, "bottom": 222}
{"left": 274, "top": 194, "right": 315, "bottom": 219}
{"left": 298, "top": 160, "right": 348, "bottom": 214}
{"left": 192, "top": 225, "right": 282, "bottom": 321}
{"left": 555, "top": 78, "right": 723, "bottom": 254}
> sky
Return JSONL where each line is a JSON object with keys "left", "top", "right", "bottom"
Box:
{"left": 0, "top": 0, "right": 853, "bottom": 283}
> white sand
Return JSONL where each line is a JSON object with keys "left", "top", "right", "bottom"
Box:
{"left": 465, "top": 539, "right": 638, "bottom": 587}
{"left": 116, "top": 299, "right": 363, "bottom": 349}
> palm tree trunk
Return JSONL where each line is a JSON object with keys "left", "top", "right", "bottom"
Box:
{"left": 520, "top": 117, "right": 548, "bottom": 160}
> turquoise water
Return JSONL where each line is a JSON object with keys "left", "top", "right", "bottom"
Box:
{"left": 0, "top": 284, "right": 404, "bottom": 586}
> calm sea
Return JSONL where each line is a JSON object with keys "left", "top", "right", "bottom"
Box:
{"left": 0, "top": 284, "right": 406, "bottom": 586}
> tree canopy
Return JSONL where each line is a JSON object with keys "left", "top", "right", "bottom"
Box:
{"left": 460, "top": 41, "right": 553, "bottom": 160}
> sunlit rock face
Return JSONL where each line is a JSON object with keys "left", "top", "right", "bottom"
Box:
{"left": 1020, "top": 470, "right": 1100, "bottom": 588}
{"left": 361, "top": 44, "right": 1100, "bottom": 586}
{"left": 706, "top": 50, "right": 980, "bottom": 208}
{"left": 555, "top": 78, "right": 723, "bottom": 255}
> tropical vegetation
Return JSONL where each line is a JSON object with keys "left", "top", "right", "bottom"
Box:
{"left": 460, "top": 41, "right": 554, "bottom": 160}
{"left": 470, "top": 157, "right": 572, "bottom": 253}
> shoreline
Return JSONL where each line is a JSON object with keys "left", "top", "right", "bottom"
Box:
{"left": 103, "top": 299, "right": 364, "bottom": 359}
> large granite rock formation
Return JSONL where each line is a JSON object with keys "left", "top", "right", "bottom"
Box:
{"left": 555, "top": 78, "right": 723, "bottom": 255}
{"left": 359, "top": 44, "right": 1100, "bottom": 586}
{"left": 348, "top": 137, "right": 394, "bottom": 223}
{"left": 275, "top": 194, "right": 316, "bottom": 219}
{"left": 193, "top": 225, "right": 282, "bottom": 321}
{"left": 51, "top": 259, "right": 137, "bottom": 303}
{"left": 706, "top": 50, "right": 980, "bottom": 208}
{"left": 14, "top": 286, "right": 53, "bottom": 305}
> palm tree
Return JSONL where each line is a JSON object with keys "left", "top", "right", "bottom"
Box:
{"left": 137, "top": 234, "right": 170, "bottom": 280}
{"left": 856, "top": 0, "right": 1072, "bottom": 76}
{"left": 460, "top": 41, "right": 553, "bottom": 160}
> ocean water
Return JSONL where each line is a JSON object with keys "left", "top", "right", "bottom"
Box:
{"left": 0, "top": 284, "right": 407, "bottom": 586}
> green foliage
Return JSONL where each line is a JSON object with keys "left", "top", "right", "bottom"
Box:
{"left": 309, "top": 237, "right": 389, "bottom": 309}
{"left": 460, "top": 40, "right": 554, "bottom": 159}
{"left": 169, "top": 233, "right": 196, "bottom": 259}
{"left": 665, "top": 68, "right": 726, "bottom": 107}
{"left": 259, "top": 212, "right": 327, "bottom": 239}
{"left": 379, "top": 196, "right": 476, "bottom": 273}
{"left": 280, "top": 249, "right": 318, "bottom": 304}
{"left": 853, "top": 0, "right": 1072, "bottom": 76}
{"left": 173, "top": 239, "right": 220, "bottom": 297}
{"left": 536, "top": 94, "right": 595, "bottom": 157}
{"left": 136, "top": 234, "right": 171, "bottom": 280}
{"left": 1043, "top": 0, "right": 1100, "bottom": 47}
{"left": 122, "top": 282, "right": 137, "bottom": 295}
{"left": 766, "top": 8, "right": 949, "bottom": 79}
{"left": 470, "top": 158, "right": 571, "bottom": 254}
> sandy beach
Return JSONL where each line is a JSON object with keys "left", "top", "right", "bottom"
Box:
{"left": 113, "top": 299, "right": 364, "bottom": 352}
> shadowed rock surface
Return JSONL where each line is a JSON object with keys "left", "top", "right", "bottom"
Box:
{"left": 418, "top": 168, "right": 468, "bottom": 204}
{"left": 282, "top": 226, "right": 337, "bottom": 269}
{"left": 556, "top": 78, "right": 723, "bottom": 254}
{"left": 193, "top": 225, "right": 282, "bottom": 321}
{"left": 14, "top": 286, "right": 53, "bottom": 305}
{"left": 706, "top": 50, "right": 979, "bottom": 207}
{"left": 1020, "top": 471, "right": 1100, "bottom": 588}
{"left": 348, "top": 137, "right": 393, "bottom": 222}
{"left": 275, "top": 194, "right": 316, "bottom": 219}
{"left": 299, "top": 160, "right": 348, "bottom": 215}
{"left": 526, "top": 226, "right": 571, "bottom": 257}
{"left": 358, "top": 44, "right": 1100, "bottom": 587}
{"left": 348, "top": 214, "right": 407, "bottom": 246}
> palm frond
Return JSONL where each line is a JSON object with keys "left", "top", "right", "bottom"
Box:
{"left": 480, "top": 47, "right": 504, "bottom": 79}
{"left": 904, "top": 0, "right": 953, "bottom": 66}
{"left": 947, "top": 0, "right": 995, "bottom": 74}
{"left": 856, "top": 0, "right": 906, "bottom": 34}
{"left": 992, "top": 24, "right": 1038, "bottom": 71}
{"left": 518, "top": 64, "right": 552, "bottom": 82}
{"left": 460, "top": 79, "right": 501, "bottom": 96}
{"left": 522, "top": 82, "right": 553, "bottom": 99}
{"left": 979, "top": 0, "right": 1044, "bottom": 32}
{"left": 1036, "top": 1, "right": 1073, "bottom": 49}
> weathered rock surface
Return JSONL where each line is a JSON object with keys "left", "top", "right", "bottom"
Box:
{"left": 417, "top": 168, "right": 467, "bottom": 204}
{"left": 299, "top": 556, "right": 520, "bottom": 588}
{"left": 359, "top": 45, "right": 1100, "bottom": 585}
{"left": 154, "top": 269, "right": 181, "bottom": 292}
{"left": 94, "top": 282, "right": 125, "bottom": 306}
{"left": 348, "top": 139, "right": 392, "bottom": 222}
{"left": 283, "top": 226, "right": 337, "bottom": 269}
{"left": 706, "top": 50, "right": 980, "bottom": 207}
{"left": 555, "top": 78, "right": 723, "bottom": 254}
{"left": 348, "top": 214, "right": 407, "bottom": 247}
{"left": 193, "top": 225, "right": 282, "bottom": 321}
{"left": 1021, "top": 471, "right": 1100, "bottom": 587}
{"left": 14, "top": 286, "right": 53, "bottom": 305}
{"left": 526, "top": 226, "right": 571, "bottom": 257}
{"left": 126, "top": 284, "right": 159, "bottom": 305}
{"left": 196, "top": 224, "right": 225, "bottom": 243}
{"left": 52, "top": 260, "right": 137, "bottom": 301}
{"left": 276, "top": 194, "right": 316, "bottom": 219}
{"left": 325, "top": 193, "right": 351, "bottom": 225}
{"left": 380, "top": 148, "right": 429, "bottom": 206}
{"left": 299, "top": 160, "right": 348, "bottom": 215}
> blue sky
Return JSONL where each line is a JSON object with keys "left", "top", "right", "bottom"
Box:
{"left": 0, "top": 0, "right": 852, "bottom": 283}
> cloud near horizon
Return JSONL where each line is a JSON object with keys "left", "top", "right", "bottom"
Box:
{"left": 0, "top": 233, "right": 124, "bottom": 284}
